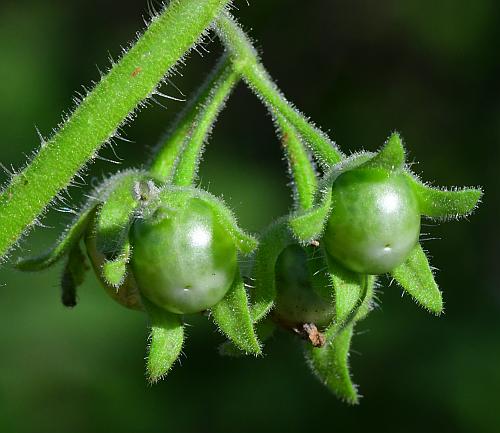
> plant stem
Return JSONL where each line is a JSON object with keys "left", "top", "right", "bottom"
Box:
{"left": 274, "top": 114, "right": 317, "bottom": 210}
{"left": 172, "top": 58, "right": 238, "bottom": 186}
{"left": 215, "top": 12, "right": 343, "bottom": 169}
{"left": 151, "top": 55, "right": 239, "bottom": 186}
{"left": 148, "top": 111, "right": 195, "bottom": 183}
{"left": 0, "top": 0, "right": 231, "bottom": 260}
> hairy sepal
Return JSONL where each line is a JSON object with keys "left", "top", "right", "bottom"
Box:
{"left": 404, "top": 172, "right": 482, "bottom": 220}
{"left": 93, "top": 172, "right": 154, "bottom": 288}
{"left": 305, "top": 258, "right": 376, "bottom": 402}
{"left": 288, "top": 186, "right": 332, "bottom": 243}
{"left": 95, "top": 172, "right": 152, "bottom": 258}
{"left": 211, "top": 271, "right": 261, "bottom": 355}
{"left": 325, "top": 255, "right": 375, "bottom": 335}
{"left": 102, "top": 242, "right": 131, "bottom": 288}
{"left": 143, "top": 298, "right": 184, "bottom": 384}
{"left": 360, "top": 132, "right": 405, "bottom": 172}
{"left": 15, "top": 169, "right": 146, "bottom": 273}
{"left": 391, "top": 243, "right": 443, "bottom": 315}
{"left": 219, "top": 318, "right": 275, "bottom": 357}
{"left": 252, "top": 219, "right": 294, "bottom": 322}
{"left": 355, "top": 275, "right": 376, "bottom": 322}
{"left": 15, "top": 204, "right": 99, "bottom": 271}
{"left": 305, "top": 323, "right": 359, "bottom": 404}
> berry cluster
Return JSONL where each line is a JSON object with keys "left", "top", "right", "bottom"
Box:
{"left": 15, "top": 13, "right": 482, "bottom": 403}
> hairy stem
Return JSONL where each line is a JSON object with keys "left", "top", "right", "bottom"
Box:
{"left": 148, "top": 110, "right": 195, "bottom": 183}
{"left": 151, "top": 55, "right": 239, "bottom": 185}
{"left": 0, "top": 0, "right": 231, "bottom": 260}
{"left": 172, "top": 56, "right": 239, "bottom": 186}
{"left": 215, "top": 12, "right": 342, "bottom": 168}
{"left": 274, "top": 114, "right": 317, "bottom": 210}
{"left": 149, "top": 55, "right": 233, "bottom": 182}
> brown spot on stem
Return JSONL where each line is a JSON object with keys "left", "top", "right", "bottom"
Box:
{"left": 131, "top": 67, "right": 142, "bottom": 77}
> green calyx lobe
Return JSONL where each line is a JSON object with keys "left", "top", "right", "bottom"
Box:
{"left": 360, "top": 132, "right": 405, "bottom": 172}
{"left": 85, "top": 230, "right": 143, "bottom": 311}
{"left": 84, "top": 171, "right": 153, "bottom": 311}
{"left": 130, "top": 196, "right": 238, "bottom": 314}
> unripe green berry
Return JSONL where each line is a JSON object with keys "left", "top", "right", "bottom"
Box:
{"left": 130, "top": 198, "right": 237, "bottom": 314}
{"left": 274, "top": 244, "right": 334, "bottom": 328}
{"left": 324, "top": 168, "right": 420, "bottom": 274}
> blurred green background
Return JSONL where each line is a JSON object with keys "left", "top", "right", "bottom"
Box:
{"left": 0, "top": 1, "right": 499, "bottom": 432}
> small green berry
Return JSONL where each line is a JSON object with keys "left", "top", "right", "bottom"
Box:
{"left": 274, "top": 244, "right": 334, "bottom": 328}
{"left": 324, "top": 168, "right": 420, "bottom": 274}
{"left": 130, "top": 198, "right": 238, "bottom": 314}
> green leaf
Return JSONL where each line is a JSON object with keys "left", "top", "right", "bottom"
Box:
{"left": 159, "top": 186, "right": 258, "bottom": 255}
{"left": 305, "top": 323, "right": 358, "bottom": 404}
{"left": 211, "top": 272, "right": 261, "bottom": 355}
{"left": 219, "top": 318, "right": 275, "bottom": 357}
{"left": 252, "top": 219, "right": 293, "bottom": 322}
{"left": 16, "top": 204, "right": 98, "bottom": 271}
{"left": 405, "top": 172, "right": 482, "bottom": 219}
{"left": 61, "top": 244, "right": 89, "bottom": 307}
{"left": 391, "top": 243, "right": 443, "bottom": 315}
{"left": 361, "top": 132, "right": 405, "bottom": 171}
{"left": 143, "top": 298, "right": 184, "bottom": 384}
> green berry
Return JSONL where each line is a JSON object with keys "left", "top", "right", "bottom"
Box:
{"left": 274, "top": 244, "right": 334, "bottom": 328}
{"left": 130, "top": 198, "right": 237, "bottom": 314}
{"left": 324, "top": 168, "right": 420, "bottom": 274}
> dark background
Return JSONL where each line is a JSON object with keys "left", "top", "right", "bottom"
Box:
{"left": 0, "top": 1, "right": 499, "bottom": 432}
